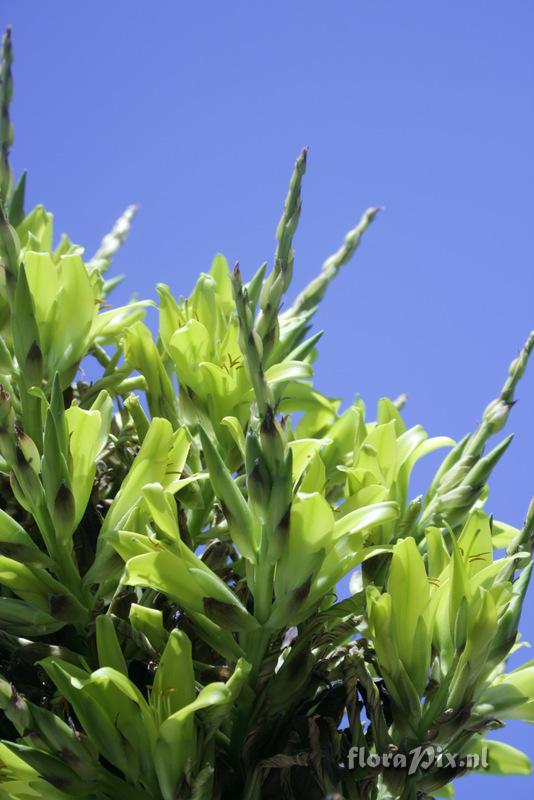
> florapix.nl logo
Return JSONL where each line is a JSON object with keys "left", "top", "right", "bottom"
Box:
{"left": 347, "top": 745, "right": 489, "bottom": 775}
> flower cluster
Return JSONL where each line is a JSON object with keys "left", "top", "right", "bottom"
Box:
{"left": 0, "top": 28, "right": 532, "bottom": 800}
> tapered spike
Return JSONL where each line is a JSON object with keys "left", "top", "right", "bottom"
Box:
{"left": 507, "top": 497, "right": 534, "bottom": 557}
{"left": 274, "top": 146, "right": 308, "bottom": 266}
{"left": 491, "top": 561, "right": 533, "bottom": 661}
{"left": 231, "top": 263, "right": 273, "bottom": 417}
{"left": 255, "top": 148, "right": 308, "bottom": 357}
{"left": 0, "top": 27, "right": 14, "bottom": 205}
{"left": 419, "top": 332, "right": 534, "bottom": 533}
{"left": 89, "top": 204, "right": 138, "bottom": 276}
{"left": 286, "top": 206, "right": 381, "bottom": 319}
{"left": 464, "top": 329, "right": 534, "bottom": 458}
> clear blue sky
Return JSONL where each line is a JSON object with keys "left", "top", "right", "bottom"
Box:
{"left": 3, "top": 2, "right": 534, "bottom": 796}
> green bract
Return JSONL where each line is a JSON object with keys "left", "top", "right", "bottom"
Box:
{"left": 0, "top": 27, "right": 533, "bottom": 800}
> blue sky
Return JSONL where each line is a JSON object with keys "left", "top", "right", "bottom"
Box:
{"left": 2, "top": 2, "right": 534, "bottom": 796}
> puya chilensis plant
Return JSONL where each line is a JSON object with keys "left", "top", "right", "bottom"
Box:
{"left": 0, "top": 27, "right": 532, "bottom": 800}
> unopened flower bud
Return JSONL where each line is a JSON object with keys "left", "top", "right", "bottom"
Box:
{"left": 14, "top": 427, "right": 40, "bottom": 474}
{"left": 483, "top": 397, "right": 510, "bottom": 435}
{"left": 436, "top": 485, "right": 474, "bottom": 514}
{"left": 437, "top": 454, "right": 477, "bottom": 494}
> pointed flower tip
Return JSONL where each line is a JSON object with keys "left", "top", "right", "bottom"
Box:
{"left": 393, "top": 392, "right": 408, "bottom": 410}
{"left": 1, "top": 27, "right": 12, "bottom": 64}
{"left": 497, "top": 432, "right": 515, "bottom": 449}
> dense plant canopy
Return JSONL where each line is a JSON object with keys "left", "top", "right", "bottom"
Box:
{"left": 0, "top": 28, "right": 533, "bottom": 800}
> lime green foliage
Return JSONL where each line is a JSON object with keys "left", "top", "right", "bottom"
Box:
{"left": 0, "top": 27, "right": 533, "bottom": 800}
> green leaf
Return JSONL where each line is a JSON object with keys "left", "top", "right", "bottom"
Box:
{"left": 468, "top": 738, "right": 532, "bottom": 776}
{"left": 151, "top": 629, "right": 195, "bottom": 722}
{"left": 169, "top": 319, "right": 211, "bottom": 393}
{"left": 221, "top": 415, "right": 246, "bottom": 456}
{"left": 432, "top": 784, "right": 455, "bottom": 798}
{"left": 16, "top": 204, "right": 53, "bottom": 251}
{"left": 24, "top": 251, "right": 95, "bottom": 380}
{"left": 478, "top": 661, "right": 534, "bottom": 723}
{"left": 124, "top": 549, "right": 203, "bottom": 611}
{"left": 155, "top": 666, "right": 249, "bottom": 800}
{"left": 0, "top": 597, "right": 63, "bottom": 635}
{"left": 123, "top": 321, "right": 179, "bottom": 425}
{"left": 491, "top": 519, "right": 521, "bottom": 550}
{"left": 8, "top": 170, "right": 26, "bottom": 227}
{"left": 0, "top": 556, "right": 87, "bottom": 623}
{"left": 129, "top": 603, "right": 167, "bottom": 652}
{"left": 377, "top": 396, "right": 406, "bottom": 436}
{"left": 64, "top": 406, "right": 103, "bottom": 528}
{"left": 209, "top": 253, "right": 235, "bottom": 313}
{"left": 199, "top": 427, "right": 259, "bottom": 561}
{"left": 39, "top": 659, "right": 132, "bottom": 776}
{"left": 388, "top": 536, "right": 431, "bottom": 695}
{"left": 288, "top": 437, "right": 330, "bottom": 487}
{"left": 107, "top": 420, "right": 172, "bottom": 534}
{"left": 95, "top": 615, "right": 128, "bottom": 675}
{"left": 333, "top": 499, "right": 400, "bottom": 540}
{"left": 0, "top": 508, "right": 52, "bottom": 566}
